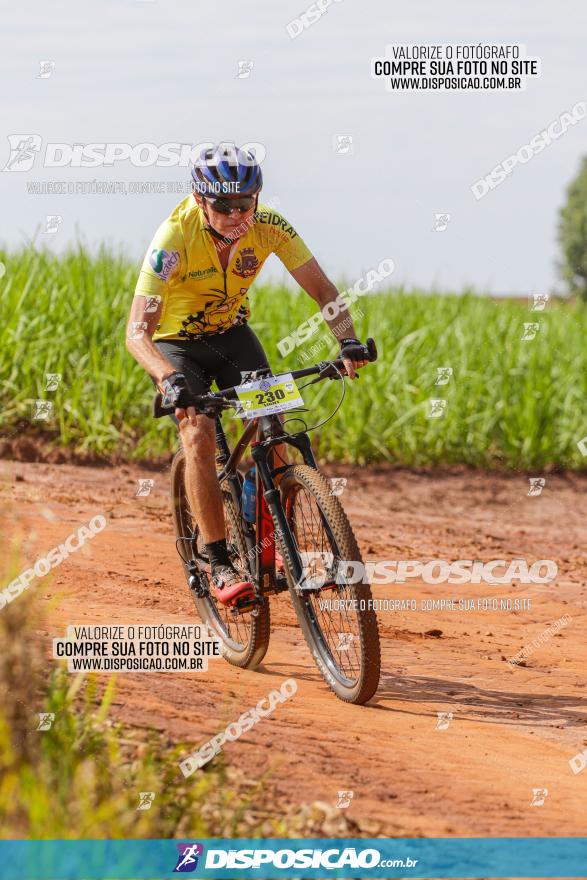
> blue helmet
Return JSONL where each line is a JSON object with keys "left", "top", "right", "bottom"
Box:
{"left": 191, "top": 142, "right": 263, "bottom": 197}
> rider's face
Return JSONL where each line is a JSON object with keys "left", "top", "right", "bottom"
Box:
{"left": 195, "top": 194, "right": 257, "bottom": 237}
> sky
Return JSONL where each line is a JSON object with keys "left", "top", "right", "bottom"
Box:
{"left": 1, "top": 0, "right": 586, "bottom": 294}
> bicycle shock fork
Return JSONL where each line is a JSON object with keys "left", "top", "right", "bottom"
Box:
{"left": 251, "top": 430, "right": 305, "bottom": 593}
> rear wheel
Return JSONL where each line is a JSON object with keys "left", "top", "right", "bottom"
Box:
{"left": 170, "top": 449, "right": 270, "bottom": 669}
{"left": 277, "top": 464, "right": 381, "bottom": 704}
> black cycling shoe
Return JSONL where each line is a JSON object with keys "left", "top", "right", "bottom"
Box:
{"left": 211, "top": 565, "right": 255, "bottom": 606}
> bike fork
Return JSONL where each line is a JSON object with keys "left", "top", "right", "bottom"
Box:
{"left": 252, "top": 446, "right": 305, "bottom": 590}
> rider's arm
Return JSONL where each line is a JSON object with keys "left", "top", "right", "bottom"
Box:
{"left": 288, "top": 258, "right": 367, "bottom": 378}
{"left": 269, "top": 211, "right": 367, "bottom": 376}
{"left": 125, "top": 295, "right": 176, "bottom": 384}
{"left": 128, "top": 215, "right": 186, "bottom": 384}
{"left": 125, "top": 297, "right": 198, "bottom": 426}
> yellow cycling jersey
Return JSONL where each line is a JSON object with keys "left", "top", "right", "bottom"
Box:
{"left": 134, "top": 196, "right": 313, "bottom": 340}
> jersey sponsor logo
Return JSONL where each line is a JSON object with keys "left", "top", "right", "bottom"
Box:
{"left": 149, "top": 248, "right": 180, "bottom": 280}
{"left": 187, "top": 266, "right": 217, "bottom": 279}
{"left": 232, "top": 247, "right": 260, "bottom": 278}
{"left": 255, "top": 211, "right": 298, "bottom": 238}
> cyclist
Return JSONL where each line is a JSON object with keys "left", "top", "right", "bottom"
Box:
{"left": 126, "top": 142, "right": 368, "bottom": 606}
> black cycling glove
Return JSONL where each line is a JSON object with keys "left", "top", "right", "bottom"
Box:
{"left": 339, "top": 337, "right": 365, "bottom": 363}
{"left": 159, "top": 372, "right": 193, "bottom": 409}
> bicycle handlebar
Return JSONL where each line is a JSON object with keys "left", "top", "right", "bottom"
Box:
{"left": 153, "top": 337, "right": 378, "bottom": 418}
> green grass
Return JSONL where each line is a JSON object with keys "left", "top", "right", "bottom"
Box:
{"left": 0, "top": 545, "right": 281, "bottom": 840}
{"left": 1, "top": 242, "right": 587, "bottom": 468}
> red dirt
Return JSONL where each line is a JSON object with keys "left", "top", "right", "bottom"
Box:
{"left": 2, "top": 458, "right": 587, "bottom": 839}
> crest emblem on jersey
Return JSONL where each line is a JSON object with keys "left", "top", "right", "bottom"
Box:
{"left": 232, "top": 247, "right": 259, "bottom": 278}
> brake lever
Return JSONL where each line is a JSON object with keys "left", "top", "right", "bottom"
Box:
{"left": 308, "top": 360, "right": 345, "bottom": 383}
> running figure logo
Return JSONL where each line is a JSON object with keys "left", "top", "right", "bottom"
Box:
{"left": 527, "top": 477, "right": 546, "bottom": 497}
{"left": 136, "top": 791, "right": 155, "bottom": 811}
{"left": 173, "top": 843, "right": 204, "bottom": 873}
{"left": 3, "top": 134, "right": 42, "bottom": 171}
{"left": 530, "top": 788, "right": 548, "bottom": 807}
{"left": 36, "top": 713, "right": 55, "bottom": 731}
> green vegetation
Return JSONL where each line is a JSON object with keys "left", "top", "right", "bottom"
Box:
{"left": 0, "top": 553, "right": 276, "bottom": 840}
{"left": 559, "top": 155, "right": 587, "bottom": 300}
{"left": 1, "top": 243, "right": 587, "bottom": 468}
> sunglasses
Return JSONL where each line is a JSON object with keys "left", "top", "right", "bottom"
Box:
{"left": 204, "top": 195, "right": 257, "bottom": 215}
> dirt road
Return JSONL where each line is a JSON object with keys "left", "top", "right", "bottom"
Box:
{"left": 2, "top": 458, "right": 587, "bottom": 838}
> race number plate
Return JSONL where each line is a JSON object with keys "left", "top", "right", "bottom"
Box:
{"left": 234, "top": 373, "right": 303, "bottom": 419}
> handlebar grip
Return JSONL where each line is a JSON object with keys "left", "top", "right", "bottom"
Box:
{"left": 365, "top": 337, "right": 378, "bottom": 362}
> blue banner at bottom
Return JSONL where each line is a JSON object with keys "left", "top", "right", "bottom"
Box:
{"left": 0, "top": 837, "right": 586, "bottom": 879}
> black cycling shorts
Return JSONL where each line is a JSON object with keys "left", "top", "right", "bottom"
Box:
{"left": 153, "top": 323, "right": 270, "bottom": 404}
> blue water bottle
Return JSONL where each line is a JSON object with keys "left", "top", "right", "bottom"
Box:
{"left": 242, "top": 467, "right": 257, "bottom": 523}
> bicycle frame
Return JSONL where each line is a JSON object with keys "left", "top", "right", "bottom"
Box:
{"left": 214, "top": 411, "right": 318, "bottom": 594}
{"left": 163, "top": 338, "right": 378, "bottom": 601}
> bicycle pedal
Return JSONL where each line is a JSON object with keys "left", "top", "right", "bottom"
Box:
{"left": 231, "top": 595, "right": 261, "bottom": 615}
{"left": 297, "top": 578, "right": 338, "bottom": 595}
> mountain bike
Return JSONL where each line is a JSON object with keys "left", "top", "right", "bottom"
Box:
{"left": 158, "top": 339, "right": 381, "bottom": 704}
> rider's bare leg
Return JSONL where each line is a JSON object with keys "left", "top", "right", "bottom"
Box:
{"left": 179, "top": 412, "right": 290, "bottom": 539}
{"left": 179, "top": 415, "right": 225, "bottom": 542}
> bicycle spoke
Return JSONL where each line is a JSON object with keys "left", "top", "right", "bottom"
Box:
{"left": 289, "top": 485, "right": 363, "bottom": 684}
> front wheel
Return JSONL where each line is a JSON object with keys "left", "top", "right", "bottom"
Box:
{"left": 170, "top": 448, "right": 270, "bottom": 669}
{"left": 277, "top": 464, "right": 381, "bottom": 704}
